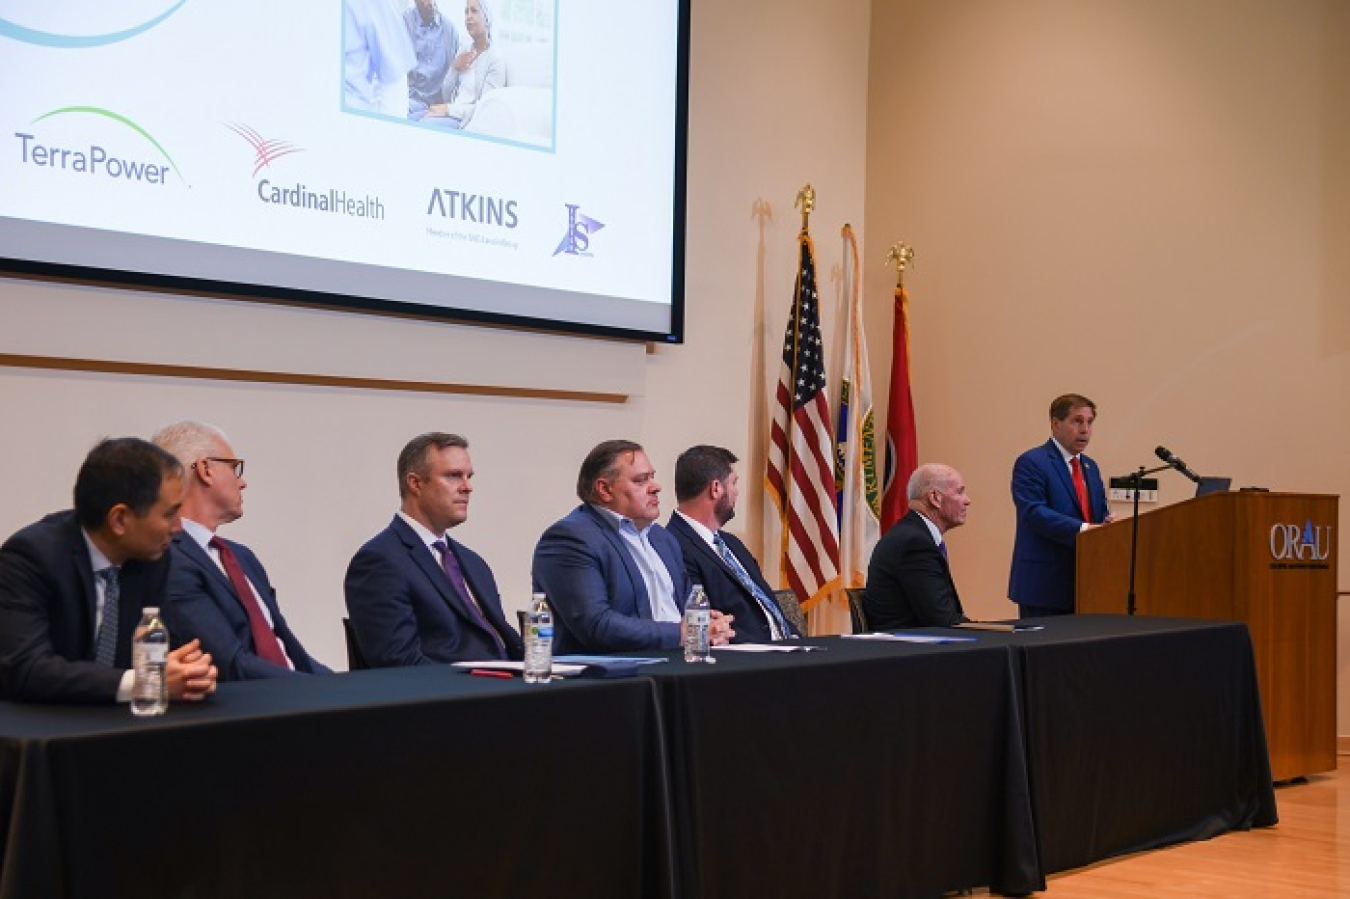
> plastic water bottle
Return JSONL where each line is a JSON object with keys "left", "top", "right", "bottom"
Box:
{"left": 131, "top": 607, "right": 169, "bottom": 717}
{"left": 523, "top": 592, "right": 553, "bottom": 683}
{"left": 684, "top": 583, "right": 714, "bottom": 664}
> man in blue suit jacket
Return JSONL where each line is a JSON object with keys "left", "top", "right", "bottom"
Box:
{"left": 0, "top": 438, "right": 217, "bottom": 703}
{"left": 1009, "top": 394, "right": 1115, "bottom": 617}
{"left": 666, "top": 445, "right": 796, "bottom": 642}
{"left": 154, "top": 422, "right": 330, "bottom": 680}
{"left": 346, "top": 433, "right": 522, "bottom": 667}
{"left": 533, "top": 440, "right": 735, "bottom": 655}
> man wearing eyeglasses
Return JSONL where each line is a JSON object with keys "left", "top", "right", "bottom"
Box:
{"left": 153, "top": 421, "right": 330, "bottom": 680}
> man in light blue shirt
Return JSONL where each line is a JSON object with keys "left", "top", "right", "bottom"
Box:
{"left": 533, "top": 440, "right": 735, "bottom": 654}
{"left": 403, "top": 0, "right": 460, "bottom": 119}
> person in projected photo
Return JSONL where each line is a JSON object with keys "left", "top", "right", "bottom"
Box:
{"left": 426, "top": 0, "right": 505, "bottom": 130}
{"left": 403, "top": 0, "right": 461, "bottom": 120}
{"left": 344, "top": 0, "right": 416, "bottom": 117}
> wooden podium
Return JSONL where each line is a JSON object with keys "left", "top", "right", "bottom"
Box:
{"left": 1077, "top": 491, "right": 1339, "bottom": 781}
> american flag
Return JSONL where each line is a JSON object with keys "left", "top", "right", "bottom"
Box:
{"left": 767, "top": 232, "right": 841, "bottom": 610}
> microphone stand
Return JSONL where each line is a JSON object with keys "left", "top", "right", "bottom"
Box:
{"left": 1125, "top": 463, "right": 1175, "bottom": 616}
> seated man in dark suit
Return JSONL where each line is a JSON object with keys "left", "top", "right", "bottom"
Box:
{"left": 345, "top": 432, "right": 522, "bottom": 667}
{"left": 153, "top": 421, "right": 330, "bottom": 680}
{"left": 0, "top": 437, "right": 218, "bottom": 703}
{"left": 667, "top": 445, "right": 799, "bottom": 642}
{"left": 533, "top": 439, "right": 735, "bottom": 654}
{"left": 863, "top": 462, "right": 972, "bottom": 630}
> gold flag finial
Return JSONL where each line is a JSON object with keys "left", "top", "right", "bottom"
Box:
{"left": 794, "top": 184, "right": 816, "bottom": 232}
{"left": 886, "top": 243, "right": 916, "bottom": 288}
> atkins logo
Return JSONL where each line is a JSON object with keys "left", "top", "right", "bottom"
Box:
{"left": 553, "top": 203, "right": 605, "bottom": 256}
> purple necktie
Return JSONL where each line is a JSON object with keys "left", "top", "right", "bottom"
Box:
{"left": 433, "top": 540, "right": 506, "bottom": 659}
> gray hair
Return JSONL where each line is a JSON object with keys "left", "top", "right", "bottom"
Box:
{"left": 907, "top": 463, "right": 956, "bottom": 502}
{"left": 151, "top": 420, "right": 230, "bottom": 466}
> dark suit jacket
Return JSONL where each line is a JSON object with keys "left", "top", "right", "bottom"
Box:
{"left": 1008, "top": 439, "right": 1110, "bottom": 612}
{"left": 532, "top": 504, "right": 688, "bottom": 654}
{"left": 0, "top": 510, "right": 167, "bottom": 703}
{"left": 165, "top": 532, "right": 330, "bottom": 681}
{"left": 665, "top": 513, "right": 800, "bottom": 642}
{"left": 863, "top": 509, "right": 968, "bottom": 629}
{"left": 344, "top": 515, "right": 522, "bottom": 667}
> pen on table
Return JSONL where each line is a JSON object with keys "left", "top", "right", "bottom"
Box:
{"left": 469, "top": 669, "right": 514, "bottom": 679}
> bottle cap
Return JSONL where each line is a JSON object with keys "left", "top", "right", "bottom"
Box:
{"left": 143, "top": 606, "right": 160, "bottom": 615}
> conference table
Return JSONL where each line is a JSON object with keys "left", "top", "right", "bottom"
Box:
{"left": 0, "top": 615, "right": 1276, "bottom": 899}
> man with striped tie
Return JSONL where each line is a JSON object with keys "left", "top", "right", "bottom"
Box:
{"left": 667, "top": 445, "right": 800, "bottom": 643}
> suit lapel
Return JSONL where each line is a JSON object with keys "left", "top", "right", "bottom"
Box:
{"left": 175, "top": 533, "right": 235, "bottom": 595}
{"left": 1044, "top": 440, "right": 1086, "bottom": 518}
{"left": 582, "top": 505, "right": 652, "bottom": 620}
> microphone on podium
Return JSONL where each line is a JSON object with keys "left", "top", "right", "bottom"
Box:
{"left": 1154, "top": 446, "right": 1202, "bottom": 484}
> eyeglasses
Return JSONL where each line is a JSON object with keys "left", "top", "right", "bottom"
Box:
{"left": 202, "top": 457, "right": 245, "bottom": 478}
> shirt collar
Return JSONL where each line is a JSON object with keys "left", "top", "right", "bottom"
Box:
{"left": 179, "top": 517, "right": 216, "bottom": 551}
{"left": 673, "top": 509, "right": 718, "bottom": 548}
{"left": 590, "top": 503, "right": 652, "bottom": 537}
{"left": 1050, "top": 437, "right": 1077, "bottom": 464}
{"left": 80, "top": 528, "right": 115, "bottom": 574}
{"left": 398, "top": 510, "right": 446, "bottom": 548}
{"left": 913, "top": 510, "right": 944, "bottom": 548}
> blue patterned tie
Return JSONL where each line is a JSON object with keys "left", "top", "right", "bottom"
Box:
{"left": 95, "top": 567, "right": 120, "bottom": 666}
{"left": 714, "top": 533, "right": 791, "bottom": 639}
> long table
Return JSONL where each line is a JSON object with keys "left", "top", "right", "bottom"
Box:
{"left": 0, "top": 667, "right": 670, "bottom": 899}
{"left": 0, "top": 615, "right": 1276, "bottom": 898}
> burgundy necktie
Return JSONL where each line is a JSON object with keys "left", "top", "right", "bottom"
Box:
{"left": 433, "top": 540, "right": 507, "bottom": 659}
{"left": 1071, "top": 456, "right": 1093, "bottom": 524}
{"left": 209, "top": 536, "right": 290, "bottom": 668}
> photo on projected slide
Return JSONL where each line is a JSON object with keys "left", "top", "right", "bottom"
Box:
{"left": 343, "top": 0, "right": 557, "bottom": 151}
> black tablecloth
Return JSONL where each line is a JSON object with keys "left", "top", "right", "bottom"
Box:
{"left": 0, "top": 667, "right": 669, "bottom": 899}
{"left": 645, "top": 638, "right": 1044, "bottom": 898}
{"left": 940, "top": 614, "right": 1279, "bottom": 875}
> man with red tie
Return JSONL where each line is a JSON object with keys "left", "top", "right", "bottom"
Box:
{"left": 345, "top": 433, "right": 522, "bottom": 667}
{"left": 1008, "top": 394, "right": 1116, "bottom": 618}
{"left": 155, "top": 421, "right": 330, "bottom": 680}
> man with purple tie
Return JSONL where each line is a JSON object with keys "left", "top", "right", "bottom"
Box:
{"left": 1008, "top": 394, "right": 1116, "bottom": 618}
{"left": 863, "top": 463, "right": 972, "bottom": 630}
{"left": 345, "top": 432, "right": 522, "bottom": 667}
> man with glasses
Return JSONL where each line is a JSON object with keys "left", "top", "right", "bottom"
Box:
{"left": 0, "top": 437, "right": 218, "bottom": 703}
{"left": 153, "top": 421, "right": 329, "bottom": 680}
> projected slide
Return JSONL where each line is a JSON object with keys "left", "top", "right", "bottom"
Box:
{"left": 0, "top": 0, "right": 687, "bottom": 341}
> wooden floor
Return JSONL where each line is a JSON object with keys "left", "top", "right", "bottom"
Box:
{"left": 974, "top": 761, "right": 1350, "bottom": 897}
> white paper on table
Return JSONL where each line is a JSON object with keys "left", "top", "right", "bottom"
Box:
{"left": 711, "top": 643, "right": 820, "bottom": 653}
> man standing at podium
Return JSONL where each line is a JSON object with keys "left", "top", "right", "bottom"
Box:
{"left": 1009, "top": 394, "right": 1114, "bottom": 618}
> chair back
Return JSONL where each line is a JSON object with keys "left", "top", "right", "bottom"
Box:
{"left": 772, "top": 589, "right": 808, "bottom": 636}
{"left": 845, "top": 588, "right": 868, "bottom": 634}
{"left": 342, "top": 617, "right": 369, "bottom": 671}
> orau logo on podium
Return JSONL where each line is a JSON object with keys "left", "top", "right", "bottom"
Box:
{"left": 1268, "top": 520, "right": 1332, "bottom": 569}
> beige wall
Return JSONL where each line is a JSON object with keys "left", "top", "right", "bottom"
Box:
{"left": 0, "top": 0, "right": 873, "bottom": 669}
{"left": 864, "top": 0, "right": 1348, "bottom": 720}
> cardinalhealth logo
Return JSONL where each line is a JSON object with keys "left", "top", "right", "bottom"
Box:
{"left": 1269, "top": 519, "right": 1332, "bottom": 568}
{"left": 553, "top": 203, "right": 605, "bottom": 256}
{"left": 0, "top": 2, "right": 190, "bottom": 48}
{"left": 227, "top": 124, "right": 303, "bottom": 177}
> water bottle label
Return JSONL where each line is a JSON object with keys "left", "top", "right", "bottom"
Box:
{"left": 141, "top": 644, "right": 167, "bottom": 663}
{"left": 535, "top": 625, "right": 554, "bottom": 639}
{"left": 686, "top": 610, "right": 709, "bottom": 626}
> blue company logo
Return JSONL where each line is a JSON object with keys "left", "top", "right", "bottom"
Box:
{"left": 1269, "top": 519, "right": 1332, "bottom": 562}
{"left": 16, "top": 107, "right": 183, "bottom": 185}
{"left": 553, "top": 203, "right": 605, "bottom": 256}
{"left": 0, "top": 2, "right": 190, "bottom": 48}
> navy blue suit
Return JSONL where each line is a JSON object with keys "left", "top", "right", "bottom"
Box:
{"left": 165, "top": 532, "right": 330, "bottom": 681}
{"left": 864, "top": 509, "right": 968, "bottom": 629}
{"left": 345, "top": 515, "right": 522, "bottom": 667}
{"left": 532, "top": 504, "right": 688, "bottom": 655}
{"left": 0, "top": 511, "right": 166, "bottom": 703}
{"left": 1008, "top": 439, "right": 1110, "bottom": 614}
{"left": 665, "top": 513, "right": 800, "bottom": 642}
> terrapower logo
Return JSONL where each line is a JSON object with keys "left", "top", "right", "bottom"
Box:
{"left": 0, "top": 2, "right": 190, "bottom": 48}
{"left": 14, "top": 107, "right": 182, "bottom": 185}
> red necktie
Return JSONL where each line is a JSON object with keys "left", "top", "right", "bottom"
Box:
{"left": 209, "top": 536, "right": 290, "bottom": 668}
{"left": 1071, "top": 456, "right": 1092, "bottom": 524}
